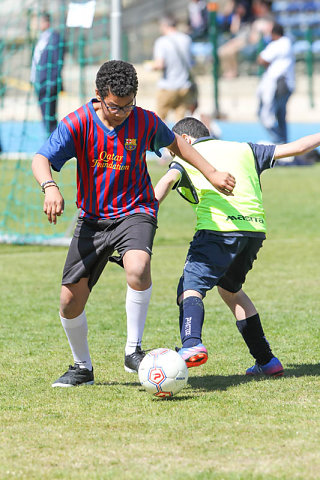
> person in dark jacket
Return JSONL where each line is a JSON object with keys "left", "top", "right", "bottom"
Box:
{"left": 30, "top": 12, "right": 63, "bottom": 135}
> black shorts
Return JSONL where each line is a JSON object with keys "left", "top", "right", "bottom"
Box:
{"left": 62, "top": 213, "right": 157, "bottom": 290}
{"left": 177, "top": 230, "right": 264, "bottom": 300}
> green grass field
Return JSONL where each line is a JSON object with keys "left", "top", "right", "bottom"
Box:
{"left": 1, "top": 163, "right": 320, "bottom": 480}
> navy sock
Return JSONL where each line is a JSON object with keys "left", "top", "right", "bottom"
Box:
{"left": 179, "top": 296, "right": 204, "bottom": 348}
{"left": 236, "top": 313, "right": 273, "bottom": 365}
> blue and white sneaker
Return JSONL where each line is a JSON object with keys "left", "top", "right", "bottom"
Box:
{"left": 246, "top": 357, "right": 284, "bottom": 377}
{"left": 176, "top": 343, "right": 208, "bottom": 368}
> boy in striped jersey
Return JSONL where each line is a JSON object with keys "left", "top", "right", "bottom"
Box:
{"left": 32, "top": 60, "right": 235, "bottom": 387}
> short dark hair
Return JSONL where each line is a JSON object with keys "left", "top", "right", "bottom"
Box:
{"left": 40, "top": 12, "right": 51, "bottom": 23}
{"left": 96, "top": 60, "right": 138, "bottom": 98}
{"left": 272, "top": 22, "right": 284, "bottom": 37}
{"left": 172, "top": 117, "right": 210, "bottom": 139}
{"left": 160, "top": 14, "right": 177, "bottom": 28}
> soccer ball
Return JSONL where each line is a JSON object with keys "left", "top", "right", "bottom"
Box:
{"left": 138, "top": 348, "right": 188, "bottom": 398}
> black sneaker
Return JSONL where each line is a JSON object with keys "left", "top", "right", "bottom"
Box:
{"left": 124, "top": 346, "right": 146, "bottom": 373}
{"left": 52, "top": 364, "right": 94, "bottom": 387}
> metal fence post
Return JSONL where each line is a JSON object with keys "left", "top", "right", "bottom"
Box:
{"left": 305, "top": 27, "right": 314, "bottom": 108}
{"left": 207, "top": 2, "right": 220, "bottom": 117}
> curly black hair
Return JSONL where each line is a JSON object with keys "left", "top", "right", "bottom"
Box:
{"left": 96, "top": 60, "right": 138, "bottom": 98}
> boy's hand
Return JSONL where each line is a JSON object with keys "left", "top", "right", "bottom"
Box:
{"left": 210, "top": 171, "right": 236, "bottom": 195}
{"left": 43, "top": 187, "right": 65, "bottom": 224}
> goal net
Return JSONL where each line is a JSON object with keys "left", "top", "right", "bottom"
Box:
{"left": 0, "top": 0, "right": 112, "bottom": 245}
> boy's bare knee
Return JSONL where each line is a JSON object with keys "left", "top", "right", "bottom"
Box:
{"left": 59, "top": 282, "right": 89, "bottom": 318}
{"left": 124, "top": 250, "right": 151, "bottom": 290}
{"left": 60, "top": 290, "right": 77, "bottom": 317}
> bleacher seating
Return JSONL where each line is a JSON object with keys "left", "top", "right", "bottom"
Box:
{"left": 190, "top": 1, "right": 320, "bottom": 74}
{"left": 272, "top": 1, "right": 320, "bottom": 62}
{"left": 272, "top": 1, "right": 320, "bottom": 13}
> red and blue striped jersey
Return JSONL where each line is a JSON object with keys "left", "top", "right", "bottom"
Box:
{"left": 37, "top": 99, "right": 175, "bottom": 219}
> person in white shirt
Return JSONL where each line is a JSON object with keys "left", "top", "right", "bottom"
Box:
{"left": 187, "top": 0, "right": 209, "bottom": 41}
{"left": 152, "top": 15, "right": 197, "bottom": 122}
{"left": 257, "top": 22, "right": 295, "bottom": 144}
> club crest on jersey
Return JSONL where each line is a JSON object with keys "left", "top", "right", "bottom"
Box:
{"left": 125, "top": 138, "right": 137, "bottom": 151}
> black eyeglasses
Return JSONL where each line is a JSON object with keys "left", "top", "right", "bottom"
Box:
{"left": 100, "top": 96, "right": 136, "bottom": 114}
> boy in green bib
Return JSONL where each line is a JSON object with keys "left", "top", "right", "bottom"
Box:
{"left": 155, "top": 117, "right": 320, "bottom": 376}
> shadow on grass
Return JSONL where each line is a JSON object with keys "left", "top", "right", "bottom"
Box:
{"left": 284, "top": 363, "right": 320, "bottom": 377}
{"left": 189, "top": 374, "right": 253, "bottom": 391}
{"left": 188, "top": 363, "right": 320, "bottom": 391}
{"left": 94, "top": 364, "right": 319, "bottom": 393}
{"left": 95, "top": 381, "right": 192, "bottom": 401}
{"left": 95, "top": 381, "right": 141, "bottom": 387}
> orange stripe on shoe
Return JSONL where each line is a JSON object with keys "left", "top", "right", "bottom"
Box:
{"left": 185, "top": 352, "right": 208, "bottom": 368}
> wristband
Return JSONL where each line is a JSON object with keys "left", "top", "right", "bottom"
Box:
{"left": 43, "top": 183, "right": 59, "bottom": 193}
{"left": 41, "top": 180, "right": 57, "bottom": 193}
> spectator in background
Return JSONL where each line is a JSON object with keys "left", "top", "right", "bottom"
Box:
{"left": 218, "top": 0, "right": 273, "bottom": 78}
{"left": 229, "top": 0, "right": 254, "bottom": 35}
{"left": 257, "top": 22, "right": 295, "bottom": 144}
{"left": 152, "top": 14, "right": 198, "bottom": 122}
{"left": 248, "top": 0, "right": 274, "bottom": 45}
{"left": 30, "top": 12, "right": 63, "bottom": 135}
{"left": 217, "top": 1, "right": 237, "bottom": 33}
{"left": 187, "top": 0, "right": 209, "bottom": 41}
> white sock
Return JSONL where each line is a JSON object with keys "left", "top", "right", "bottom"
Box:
{"left": 125, "top": 284, "right": 152, "bottom": 355}
{"left": 60, "top": 311, "right": 92, "bottom": 371}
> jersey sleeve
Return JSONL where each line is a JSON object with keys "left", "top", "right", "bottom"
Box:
{"left": 168, "top": 161, "right": 183, "bottom": 188}
{"left": 248, "top": 143, "right": 276, "bottom": 175}
{"left": 169, "top": 161, "right": 184, "bottom": 176}
{"left": 36, "top": 121, "right": 77, "bottom": 172}
{"left": 169, "top": 161, "right": 199, "bottom": 204}
{"left": 149, "top": 116, "right": 175, "bottom": 157}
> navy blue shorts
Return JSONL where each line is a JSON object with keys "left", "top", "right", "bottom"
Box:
{"left": 177, "top": 230, "right": 264, "bottom": 300}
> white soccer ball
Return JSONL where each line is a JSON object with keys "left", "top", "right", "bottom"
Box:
{"left": 138, "top": 348, "right": 188, "bottom": 398}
